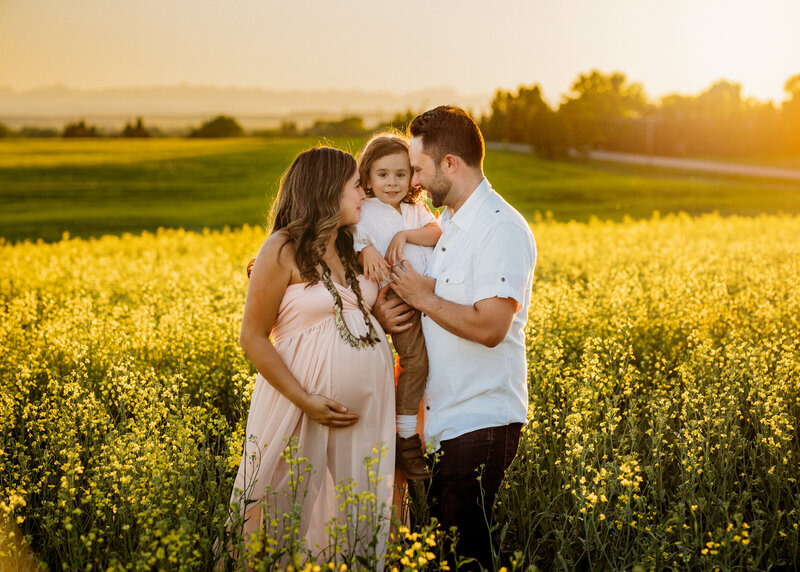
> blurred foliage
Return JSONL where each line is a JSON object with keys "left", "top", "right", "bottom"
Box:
{"left": 190, "top": 115, "right": 244, "bottom": 138}
{"left": 122, "top": 117, "right": 151, "bottom": 138}
{"left": 305, "top": 116, "right": 366, "bottom": 138}
{"left": 63, "top": 120, "right": 99, "bottom": 138}
{"left": 18, "top": 126, "right": 59, "bottom": 138}
{"left": 481, "top": 69, "right": 800, "bottom": 159}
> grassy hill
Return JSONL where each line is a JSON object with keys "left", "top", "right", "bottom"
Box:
{"left": 2, "top": 137, "right": 800, "bottom": 243}
{"left": 485, "top": 150, "right": 800, "bottom": 222}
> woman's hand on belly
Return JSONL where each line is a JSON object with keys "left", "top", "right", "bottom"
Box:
{"left": 301, "top": 394, "right": 360, "bottom": 428}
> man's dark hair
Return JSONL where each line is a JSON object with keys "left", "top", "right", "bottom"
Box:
{"left": 408, "top": 105, "right": 484, "bottom": 168}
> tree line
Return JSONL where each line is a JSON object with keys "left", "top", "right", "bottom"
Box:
{"left": 0, "top": 115, "right": 374, "bottom": 139}
{"left": 0, "top": 116, "right": 239, "bottom": 139}
{"left": 2, "top": 70, "right": 799, "bottom": 159}
{"left": 479, "top": 70, "right": 800, "bottom": 159}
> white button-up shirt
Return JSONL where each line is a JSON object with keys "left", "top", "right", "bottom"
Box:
{"left": 353, "top": 197, "right": 438, "bottom": 274}
{"left": 421, "top": 178, "right": 536, "bottom": 448}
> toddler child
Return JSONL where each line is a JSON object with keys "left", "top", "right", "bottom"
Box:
{"left": 354, "top": 132, "right": 442, "bottom": 480}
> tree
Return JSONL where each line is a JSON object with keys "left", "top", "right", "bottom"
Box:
{"left": 782, "top": 73, "right": 800, "bottom": 151}
{"left": 374, "top": 110, "right": 418, "bottom": 133}
{"left": 694, "top": 80, "right": 745, "bottom": 122}
{"left": 559, "top": 70, "right": 650, "bottom": 150}
{"left": 560, "top": 70, "right": 649, "bottom": 120}
{"left": 63, "top": 120, "right": 98, "bottom": 137}
{"left": 785, "top": 73, "right": 800, "bottom": 107}
{"left": 122, "top": 117, "right": 150, "bottom": 138}
{"left": 18, "top": 126, "right": 59, "bottom": 138}
{"left": 305, "top": 116, "right": 366, "bottom": 137}
{"left": 481, "top": 85, "right": 567, "bottom": 158}
{"left": 278, "top": 120, "right": 298, "bottom": 136}
{"left": 0, "top": 122, "right": 13, "bottom": 138}
{"left": 657, "top": 79, "right": 780, "bottom": 156}
{"left": 254, "top": 120, "right": 300, "bottom": 138}
{"left": 190, "top": 115, "right": 244, "bottom": 138}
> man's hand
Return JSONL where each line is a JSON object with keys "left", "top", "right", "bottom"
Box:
{"left": 372, "top": 284, "right": 415, "bottom": 333}
{"left": 389, "top": 260, "right": 519, "bottom": 347}
{"left": 389, "top": 260, "right": 437, "bottom": 308}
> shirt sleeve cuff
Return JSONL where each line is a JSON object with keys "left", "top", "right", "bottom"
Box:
{"left": 472, "top": 274, "right": 525, "bottom": 310}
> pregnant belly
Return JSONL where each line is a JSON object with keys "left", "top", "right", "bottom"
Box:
{"left": 328, "top": 343, "right": 392, "bottom": 415}
{"left": 275, "top": 314, "right": 393, "bottom": 417}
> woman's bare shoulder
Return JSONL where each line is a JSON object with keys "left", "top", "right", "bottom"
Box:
{"left": 260, "top": 229, "right": 291, "bottom": 253}
{"left": 256, "top": 230, "right": 301, "bottom": 283}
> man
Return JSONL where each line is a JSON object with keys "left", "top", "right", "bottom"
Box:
{"left": 374, "top": 105, "right": 537, "bottom": 567}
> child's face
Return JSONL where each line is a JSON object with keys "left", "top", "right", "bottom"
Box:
{"left": 368, "top": 152, "right": 411, "bottom": 209}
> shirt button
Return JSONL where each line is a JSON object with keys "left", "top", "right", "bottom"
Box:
{"left": 441, "top": 247, "right": 446, "bottom": 251}
{"left": 422, "top": 313, "right": 426, "bottom": 317}
{"left": 426, "top": 406, "right": 430, "bottom": 411}
{"left": 501, "top": 277, "right": 506, "bottom": 282}
{"left": 445, "top": 278, "right": 449, "bottom": 283}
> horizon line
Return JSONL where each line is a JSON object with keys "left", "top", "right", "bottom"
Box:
{"left": 0, "top": 76, "right": 791, "bottom": 106}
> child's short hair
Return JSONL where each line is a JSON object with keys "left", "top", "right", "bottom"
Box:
{"left": 357, "top": 132, "right": 424, "bottom": 204}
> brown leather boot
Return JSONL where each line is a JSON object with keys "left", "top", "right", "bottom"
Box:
{"left": 396, "top": 433, "right": 430, "bottom": 481}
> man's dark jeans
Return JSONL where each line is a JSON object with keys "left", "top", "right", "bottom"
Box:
{"left": 414, "top": 422, "right": 523, "bottom": 570}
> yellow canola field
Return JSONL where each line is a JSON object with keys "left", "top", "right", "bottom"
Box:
{"left": 1, "top": 213, "right": 799, "bottom": 570}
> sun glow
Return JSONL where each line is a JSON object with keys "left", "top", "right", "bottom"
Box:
{"left": 0, "top": 0, "right": 798, "bottom": 104}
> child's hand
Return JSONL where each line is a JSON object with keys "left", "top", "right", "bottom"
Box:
{"left": 361, "top": 246, "right": 390, "bottom": 284}
{"left": 385, "top": 231, "right": 408, "bottom": 266}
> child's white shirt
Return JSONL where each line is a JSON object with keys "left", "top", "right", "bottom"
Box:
{"left": 353, "top": 197, "right": 438, "bottom": 274}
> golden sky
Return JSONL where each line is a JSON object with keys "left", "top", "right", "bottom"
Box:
{"left": 1, "top": 0, "right": 799, "bottom": 104}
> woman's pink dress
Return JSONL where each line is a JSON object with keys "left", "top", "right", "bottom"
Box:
{"left": 230, "top": 275, "right": 396, "bottom": 555}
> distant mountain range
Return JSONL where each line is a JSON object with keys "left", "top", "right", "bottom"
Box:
{"left": 0, "top": 84, "right": 492, "bottom": 131}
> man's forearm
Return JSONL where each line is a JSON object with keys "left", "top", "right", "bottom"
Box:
{"left": 387, "top": 262, "right": 517, "bottom": 346}
{"left": 414, "top": 292, "right": 514, "bottom": 348}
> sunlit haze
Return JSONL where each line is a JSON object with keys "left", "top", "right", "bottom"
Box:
{"left": 2, "top": 0, "right": 799, "bottom": 104}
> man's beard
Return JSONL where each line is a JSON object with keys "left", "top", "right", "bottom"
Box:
{"left": 426, "top": 168, "right": 451, "bottom": 208}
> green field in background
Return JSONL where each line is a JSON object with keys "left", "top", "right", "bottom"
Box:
{"left": 2, "top": 137, "right": 800, "bottom": 243}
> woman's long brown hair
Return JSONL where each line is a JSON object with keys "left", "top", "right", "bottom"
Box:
{"left": 248, "top": 146, "right": 359, "bottom": 284}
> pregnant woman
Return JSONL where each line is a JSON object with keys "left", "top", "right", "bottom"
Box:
{"left": 229, "top": 146, "right": 396, "bottom": 559}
